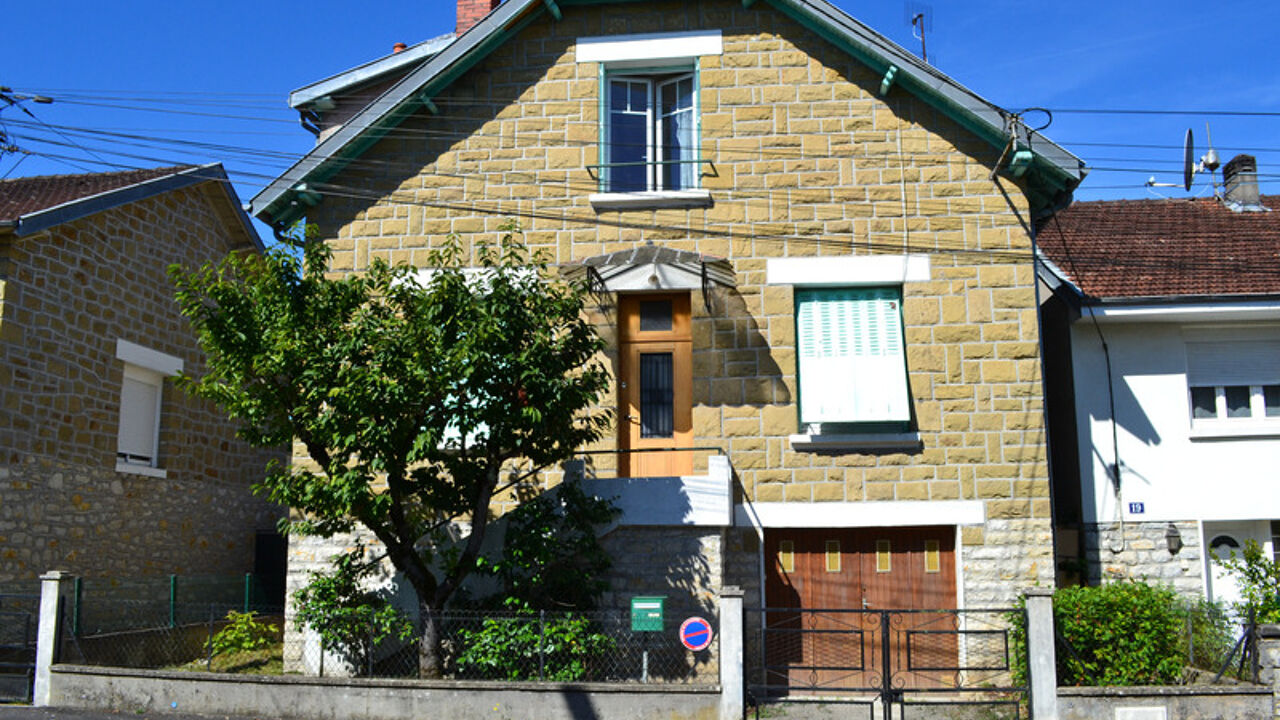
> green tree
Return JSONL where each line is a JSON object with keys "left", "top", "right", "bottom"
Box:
{"left": 170, "top": 223, "right": 612, "bottom": 677}
{"left": 1218, "top": 539, "right": 1280, "bottom": 624}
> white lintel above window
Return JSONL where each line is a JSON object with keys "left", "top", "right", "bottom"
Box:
{"left": 576, "top": 30, "right": 723, "bottom": 65}
{"left": 116, "top": 339, "right": 183, "bottom": 376}
{"left": 766, "top": 254, "right": 931, "bottom": 286}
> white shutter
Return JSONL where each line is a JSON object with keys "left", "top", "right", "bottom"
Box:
{"left": 117, "top": 368, "right": 162, "bottom": 464}
{"left": 1186, "top": 341, "right": 1280, "bottom": 386}
{"left": 797, "top": 288, "right": 909, "bottom": 424}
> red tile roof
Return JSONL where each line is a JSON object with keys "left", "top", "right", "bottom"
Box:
{"left": 1038, "top": 195, "right": 1280, "bottom": 300}
{"left": 0, "top": 166, "right": 193, "bottom": 223}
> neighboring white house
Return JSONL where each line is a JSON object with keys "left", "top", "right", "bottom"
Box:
{"left": 1039, "top": 154, "right": 1280, "bottom": 611}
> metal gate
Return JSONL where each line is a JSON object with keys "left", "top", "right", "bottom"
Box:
{"left": 746, "top": 607, "right": 1028, "bottom": 719}
{"left": 0, "top": 594, "right": 41, "bottom": 703}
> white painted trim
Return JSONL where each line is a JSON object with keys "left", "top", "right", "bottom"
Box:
{"left": 734, "top": 500, "right": 985, "bottom": 528}
{"left": 589, "top": 190, "right": 712, "bottom": 211}
{"left": 577, "top": 30, "right": 723, "bottom": 64}
{"left": 115, "top": 339, "right": 182, "bottom": 376}
{"left": 1189, "top": 423, "right": 1280, "bottom": 440}
{"left": 789, "top": 432, "right": 921, "bottom": 451}
{"left": 1085, "top": 301, "right": 1280, "bottom": 324}
{"left": 115, "top": 462, "right": 167, "bottom": 479}
{"left": 766, "top": 254, "right": 930, "bottom": 286}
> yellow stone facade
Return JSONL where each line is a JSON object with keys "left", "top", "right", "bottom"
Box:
{"left": 302, "top": 0, "right": 1056, "bottom": 605}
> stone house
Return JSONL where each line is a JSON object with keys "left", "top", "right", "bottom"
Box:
{"left": 0, "top": 164, "right": 285, "bottom": 585}
{"left": 1039, "top": 154, "right": 1280, "bottom": 609}
{"left": 252, "top": 0, "right": 1086, "bottom": 668}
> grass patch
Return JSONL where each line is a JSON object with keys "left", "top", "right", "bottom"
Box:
{"left": 170, "top": 644, "right": 284, "bottom": 675}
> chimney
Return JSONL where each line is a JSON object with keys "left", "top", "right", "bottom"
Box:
{"left": 1223, "top": 154, "right": 1263, "bottom": 210}
{"left": 392, "top": 42, "right": 408, "bottom": 54}
{"left": 456, "top": 0, "right": 501, "bottom": 36}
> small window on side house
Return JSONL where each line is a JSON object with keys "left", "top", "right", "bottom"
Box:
{"left": 114, "top": 339, "right": 182, "bottom": 477}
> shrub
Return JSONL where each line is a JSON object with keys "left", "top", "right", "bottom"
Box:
{"left": 209, "top": 611, "right": 279, "bottom": 655}
{"left": 1011, "top": 582, "right": 1185, "bottom": 686}
{"left": 453, "top": 600, "right": 615, "bottom": 681}
{"left": 1217, "top": 539, "right": 1280, "bottom": 624}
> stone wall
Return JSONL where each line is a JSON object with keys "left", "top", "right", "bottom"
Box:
{"left": 1081, "top": 520, "right": 1205, "bottom": 596}
{"left": 0, "top": 184, "right": 285, "bottom": 581}
{"left": 297, "top": 0, "right": 1056, "bottom": 614}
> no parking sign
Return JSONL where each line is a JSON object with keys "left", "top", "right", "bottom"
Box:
{"left": 678, "top": 616, "right": 713, "bottom": 652}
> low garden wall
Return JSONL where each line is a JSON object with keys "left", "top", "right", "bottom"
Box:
{"left": 1058, "top": 684, "right": 1272, "bottom": 720}
{"left": 49, "top": 664, "right": 721, "bottom": 720}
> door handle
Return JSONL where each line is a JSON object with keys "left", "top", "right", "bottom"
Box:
{"left": 862, "top": 597, "right": 872, "bottom": 609}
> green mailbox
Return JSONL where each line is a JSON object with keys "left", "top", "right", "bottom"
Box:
{"left": 630, "top": 596, "right": 665, "bottom": 632}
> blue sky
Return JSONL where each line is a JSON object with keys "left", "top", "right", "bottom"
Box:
{"left": 4, "top": 0, "right": 1280, "bottom": 230}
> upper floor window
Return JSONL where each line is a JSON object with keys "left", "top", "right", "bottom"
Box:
{"left": 605, "top": 71, "right": 696, "bottom": 192}
{"left": 1185, "top": 338, "right": 1280, "bottom": 436}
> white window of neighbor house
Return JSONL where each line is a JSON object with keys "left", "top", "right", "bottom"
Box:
{"left": 795, "top": 286, "right": 911, "bottom": 429}
{"left": 1186, "top": 339, "right": 1280, "bottom": 433}
{"left": 115, "top": 339, "right": 182, "bottom": 477}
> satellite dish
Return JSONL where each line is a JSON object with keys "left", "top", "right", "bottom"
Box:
{"left": 1183, "top": 128, "right": 1194, "bottom": 192}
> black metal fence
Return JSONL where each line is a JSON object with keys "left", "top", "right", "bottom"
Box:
{"left": 0, "top": 592, "right": 40, "bottom": 703}
{"left": 746, "top": 608, "right": 1026, "bottom": 719}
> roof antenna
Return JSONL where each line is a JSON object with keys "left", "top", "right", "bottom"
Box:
{"left": 906, "top": 3, "right": 932, "bottom": 63}
{"left": 1200, "top": 122, "right": 1221, "bottom": 197}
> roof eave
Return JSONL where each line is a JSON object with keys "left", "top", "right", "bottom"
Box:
{"left": 15, "top": 164, "right": 264, "bottom": 252}
{"left": 253, "top": 0, "right": 1087, "bottom": 225}
{"left": 289, "top": 33, "right": 458, "bottom": 110}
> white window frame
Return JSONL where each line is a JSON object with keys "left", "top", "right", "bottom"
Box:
{"left": 115, "top": 339, "right": 182, "bottom": 478}
{"left": 766, "top": 255, "right": 929, "bottom": 451}
{"left": 580, "top": 30, "right": 719, "bottom": 210}
{"left": 1185, "top": 338, "right": 1280, "bottom": 439}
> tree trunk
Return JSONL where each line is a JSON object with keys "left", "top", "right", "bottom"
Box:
{"left": 419, "top": 603, "right": 443, "bottom": 679}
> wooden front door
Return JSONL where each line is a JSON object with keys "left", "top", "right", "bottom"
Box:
{"left": 764, "top": 526, "right": 957, "bottom": 691}
{"left": 617, "top": 293, "right": 692, "bottom": 477}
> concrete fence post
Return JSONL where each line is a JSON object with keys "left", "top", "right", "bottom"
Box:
{"left": 1258, "top": 624, "right": 1280, "bottom": 715}
{"left": 34, "top": 570, "right": 73, "bottom": 707}
{"left": 719, "top": 585, "right": 744, "bottom": 720}
{"left": 1024, "top": 588, "right": 1058, "bottom": 720}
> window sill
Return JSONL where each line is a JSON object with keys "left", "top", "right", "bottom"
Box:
{"left": 1189, "top": 424, "right": 1280, "bottom": 440}
{"left": 115, "top": 461, "right": 167, "bottom": 479}
{"left": 789, "top": 432, "right": 922, "bottom": 452}
{"left": 589, "top": 189, "right": 712, "bottom": 211}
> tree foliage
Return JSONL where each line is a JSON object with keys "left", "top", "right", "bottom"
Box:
{"left": 170, "top": 223, "right": 613, "bottom": 675}
{"left": 1218, "top": 539, "right": 1280, "bottom": 624}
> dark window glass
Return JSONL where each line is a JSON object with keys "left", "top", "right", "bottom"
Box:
{"left": 1225, "top": 385, "right": 1252, "bottom": 418}
{"left": 608, "top": 80, "right": 649, "bottom": 193}
{"left": 639, "top": 300, "right": 672, "bottom": 332}
{"left": 639, "top": 352, "right": 674, "bottom": 438}
{"left": 1264, "top": 385, "right": 1280, "bottom": 417}
{"left": 1190, "top": 386, "right": 1217, "bottom": 419}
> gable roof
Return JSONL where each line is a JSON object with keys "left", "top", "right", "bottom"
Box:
{"left": 251, "top": 0, "right": 1086, "bottom": 227}
{"left": 0, "top": 164, "right": 263, "bottom": 250}
{"left": 1037, "top": 195, "right": 1280, "bottom": 302}
{"left": 289, "top": 33, "right": 456, "bottom": 111}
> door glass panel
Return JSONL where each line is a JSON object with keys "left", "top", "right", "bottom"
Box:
{"left": 639, "top": 352, "right": 674, "bottom": 438}
{"left": 825, "top": 540, "right": 841, "bottom": 572}
{"left": 778, "top": 540, "right": 795, "bottom": 573}
{"left": 875, "top": 539, "right": 891, "bottom": 572}
{"left": 1225, "top": 385, "right": 1251, "bottom": 417}
{"left": 924, "top": 540, "right": 941, "bottom": 573}
{"left": 1190, "top": 386, "right": 1217, "bottom": 419}
{"left": 639, "top": 300, "right": 673, "bottom": 332}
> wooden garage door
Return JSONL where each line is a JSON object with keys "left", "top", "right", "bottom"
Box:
{"left": 764, "top": 526, "right": 957, "bottom": 690}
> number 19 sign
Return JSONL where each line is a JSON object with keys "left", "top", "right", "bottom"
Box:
{"left": 679, "top": 616, "right": 713, "bottom": 652}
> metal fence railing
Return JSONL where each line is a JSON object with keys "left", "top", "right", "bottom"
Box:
{"left": 0, "top": 593, "right": 40, "bottom": 703}
{"left": 64, "top": 602, "right": 718, "bottom": 685}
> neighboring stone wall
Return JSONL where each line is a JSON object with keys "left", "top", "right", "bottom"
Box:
{"left": 0, "top": 184, "right": 285, "bottom": 581}
{"left": 1080, "top": 520, "right": 1205, "bottom": 596}
{"left": 303, "top": 0, "right": 1054, "bottom": 610}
